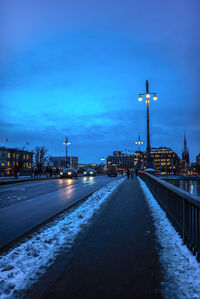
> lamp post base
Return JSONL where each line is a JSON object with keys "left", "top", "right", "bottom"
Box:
{"left": 146, "top": 146, "right": 153, "bottom": 169}
{"left": 146, "top": 158, "right": 154, "bottom": 169}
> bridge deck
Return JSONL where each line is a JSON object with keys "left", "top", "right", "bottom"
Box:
{"left": 29, "top": 177, "right": 163, "bottom": 299}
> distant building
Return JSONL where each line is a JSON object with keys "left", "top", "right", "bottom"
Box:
{"left": 49, "top": 156, "right": 78, "bottom": 169}
{"left": 182, "top": 133, "right": 190, "bottom": 167}
{"left": 107, "top": 147, "right": 180, "bottom": 175}
{"left": 49, "top": 156, "right": 66, "bottom": 168}
{"left": 196, "top": 153, "right": 200, "bottom": 174}
{"left": 0, "top": 147, "right": 33, "bottom": 176}
{"left": 107, "top": 151, "right": 135, "bottom": 170}
{"left": 71, "top": 156, "right": 78, "bottom": 169}
{"left": 134, "top": 151, "right": 145, "bottom": 170}
{"left": 150, "top": 147, "right": 180, "bottom": 175}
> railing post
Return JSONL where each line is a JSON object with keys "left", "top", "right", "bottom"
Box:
{"left": 165, "top": 188, "right": 168, "bottom": 215}
{"left": 192, "top": 206, "right": 195, "bottom": 254}
{"left": 182, "top": 198, "right": 186, "bottom": 243}
{"left": 197, "top": 209, "right": 200, "bottom": 261}
{"left": 195, "top": 207, "right": 198, "bottom": 255}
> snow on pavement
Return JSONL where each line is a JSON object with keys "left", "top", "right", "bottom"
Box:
{"left": 0, "top": 177, "right": 125, "bottom": 298}
{"left": 138, "top": 177, "right": 200, "bottom": 299}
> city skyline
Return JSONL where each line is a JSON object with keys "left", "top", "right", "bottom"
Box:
{"left": 1, "top": 135, "right": 198, "bottom": 165}
{"left": 1, "top": 0, "right": 200, "bottom": 163}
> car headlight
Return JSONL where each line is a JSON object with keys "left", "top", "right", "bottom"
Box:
{"left": 68, "top": 172, "right": 72, "bottom": 175}
{"left": 90, "top": 172, "right": 93, "bottom": 174}
{"left": 84, "top": 172, "right": 86, "bottom": 174}
{"left": 60, "top": 172, "right": 63, "bottom": 175}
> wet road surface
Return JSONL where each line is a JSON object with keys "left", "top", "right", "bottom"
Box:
{"left": 0, "top": 175, "right": 120, "bottom": 249}
{"left": 28, "top": 178, "right": 163, "bottom": 299}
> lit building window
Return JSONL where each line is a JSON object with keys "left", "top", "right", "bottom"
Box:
{"left": 8, "top": 162, "right": 10, "bottom": 166}
{"left": 8, "top": 153, "right": 11, "bottom": 158}
{"left": 1, "top": 162, "right": 5, "bottom": 166}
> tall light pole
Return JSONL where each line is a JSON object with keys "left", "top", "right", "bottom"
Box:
{"left": 100, "top": 157, "right": 105, "bottom": 164}
{"left": 138, "top": 80, "right": 158, "bottom": 169}
{"left": 63, "top": 136, "right": 71, "bottom": 167}
{"left": 135, "top": 135, "right": 143, "bottom": 152}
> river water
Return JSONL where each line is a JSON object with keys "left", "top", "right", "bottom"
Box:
{"left": 166, "top": 179, "right": 200, "bottom": 197}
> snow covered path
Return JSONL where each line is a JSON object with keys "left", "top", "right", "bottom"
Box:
{"left": 139, "top": 177, "right": 200, "bottom": 299}
{"left": 0, "top": 177, "right": 125, "bottom": 298}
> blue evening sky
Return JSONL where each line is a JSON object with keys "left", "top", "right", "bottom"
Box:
{"left": 0, "top": 0, "right": 199, "bottom": 163}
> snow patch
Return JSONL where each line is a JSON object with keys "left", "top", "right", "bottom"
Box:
{"left": 0, "top": 178, "right": 125, "bottom": 298}
{"left": 138, "top": 177, "right": 200, "bottom": 299}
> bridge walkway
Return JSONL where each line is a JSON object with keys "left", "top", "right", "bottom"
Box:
{"left": 29, "top": 177, "right": 163, "bottom": 299}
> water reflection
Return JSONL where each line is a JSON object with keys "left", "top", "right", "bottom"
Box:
{"left": 166, "top": 179, "right": 200, "bottom": 197}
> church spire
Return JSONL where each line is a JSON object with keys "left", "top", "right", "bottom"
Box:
{"left": 182, "top": 132, "right": 189, "bottom": 165}
{"left": 183, "top": 132, "right": 188, "bottom": 154}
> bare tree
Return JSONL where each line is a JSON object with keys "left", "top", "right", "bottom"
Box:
{"left": 34, "top": 146, "right": 49, "bottom": 173}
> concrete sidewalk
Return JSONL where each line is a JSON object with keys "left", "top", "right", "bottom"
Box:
{"left": 28, "top": 178, "right": 163, "bottom": 299}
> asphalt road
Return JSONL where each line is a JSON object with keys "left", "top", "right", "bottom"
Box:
{"left": 0, "top": 175, "right": 120, "bottom": 249}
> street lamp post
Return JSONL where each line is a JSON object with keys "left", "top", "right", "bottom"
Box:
{"left": 138, "top": 80, "right": 158, "bottom": 169}
{"left": 135, "top": 135, "right": 143, "bottom": 152}
{"left": 100, "top": 157, "right": 105, "bottom": 164}
{"left": 63, "top": 136, "right": 71, "bottom": 167}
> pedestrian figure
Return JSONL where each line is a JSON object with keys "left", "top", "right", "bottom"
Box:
{"left": 126, "top": 168, "right": 130, "bottom": 179}
{"left": 13, "top": 166, "right": 18, "bottom": 179}
{"left": 46, "top": 166, "right": 49, "bottom": 177}
{"left": 135, "top": 168, "right": 138, "bottom": 177}
{"left": 130, "top": 169, "right": 134, "bottom": 179}
{"left": 34, "top": 168, "right": 38, "bottom": 178}
{"left": 31, "top": 166, "right": 34, "bottom": 178}
{"left": 55, "top": 166, "right": 60, "bottom": 177}
{"left": 38, "top": 166, "right": 42, "bottom": 178}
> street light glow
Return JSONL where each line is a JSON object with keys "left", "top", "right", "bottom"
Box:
{"left": 146, "top": 93, "right": 150, "bottom": 98}
{"left": 153, "top": 95, "right": 158, "bottom": 101}
{"left": 138, "top": 96, "right": 142, "bottom": 102}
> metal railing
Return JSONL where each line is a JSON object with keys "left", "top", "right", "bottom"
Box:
{"left": 139, "top": 172, "right": 200, "bottom": 261}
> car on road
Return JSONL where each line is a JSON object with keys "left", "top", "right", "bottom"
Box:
{"left": 60, "top": 168, "right": 78, "bottom": 179}
{"left": 108, "top": 166, "right": 118, "bottom": 177}
{"left": 84, "top": 169, "right": 96, "bottom": 176}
